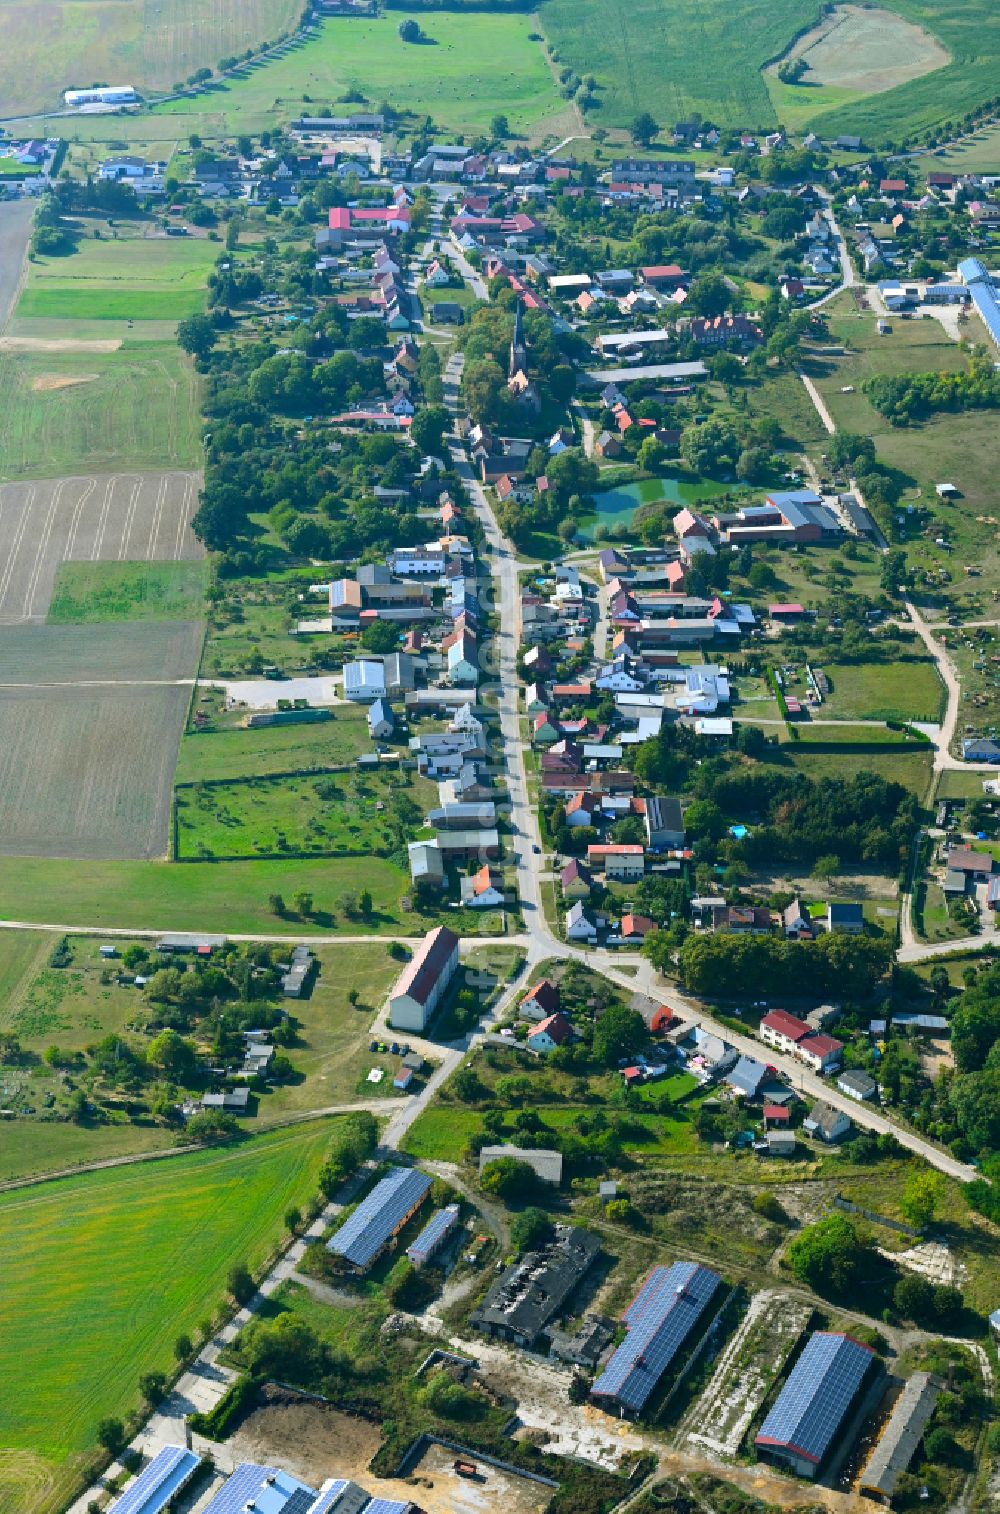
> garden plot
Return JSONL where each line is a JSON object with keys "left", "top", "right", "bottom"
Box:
{"left": 0, "top": 471, "right": 202, "bottom": 622}
{"left": 676, "top": 1290, "right": 812, "bottom": 1461}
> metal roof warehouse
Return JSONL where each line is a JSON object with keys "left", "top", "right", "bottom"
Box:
{"left": 755, "top": 1331, "right": 877, "bottom": 1478}
{"left": 327, "top": 1166, "right": 431, "bottom": 1271}
{"left": 590, "top": 1260, "right": 721, "bottom": 1415}
{"left": 859, "top": 1372, "right": 939, "bottom": 1503}
{"left": 108, "top": 1446, "right": 201, "bottom": 1514}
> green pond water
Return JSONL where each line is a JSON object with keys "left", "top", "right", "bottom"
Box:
{"left": 577, "top": 478, "right": 688, "bottom": 543}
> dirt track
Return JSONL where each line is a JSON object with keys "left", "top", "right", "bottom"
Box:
{"left": 0, "top": 200, "right": 33, "bottom": 335}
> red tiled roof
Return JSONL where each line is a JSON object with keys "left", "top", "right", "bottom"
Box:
{"left": 760, "top": 1009, "right": 811, "bottom": 1043}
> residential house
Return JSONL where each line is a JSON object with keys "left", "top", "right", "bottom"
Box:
{"left": 521, "top": 979, "right": 560, "bottom": 1021}
{"left": 566, "top": 901, "right": 599, "bottom": 942}
{"left": 587, "top": 844, "right": 645, "bottom": 881}
{"left": 827, "top": 902, "right": 864, "bottom": 934}
{"left": 459, "top": 864, "right": 505, "bottom": 909}
{"left": 760, "top": 1009, "right": 813, "bottom": 1055}
{"left": 367, "top": 698, "right": 394, "bottom": 741}
{"left": 527, "top": 1012, "right": 573, "bottom": 1054}
{"left": 645, "top": 795, "right": 685, "bottom": 850}
{"left": 798, "top": 1033, "right": 844, "bottom": 1072}
{"left": 837, "top": 1069, "right": 878, "bottom": 1102}
{"left": 803, "top": 1102, "right": 852, "bottom": 1142}
{"left": 387, "top": 926, "right": 460, "bottom": 1031}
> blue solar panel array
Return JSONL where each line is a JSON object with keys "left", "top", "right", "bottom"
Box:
{"left": 407, "top": 1203, "right": 460, "bottom": 1264}
{"left": 756, "top": 1332, "right": 875, "bottom": 1466}
{"left": 305, "top": 1482, "right": 351, "bottom": 1514}
{"left": 109, "top": 1445, "right": 201, "bottom": 1514}
{"left": 328, "top": 1166, "right": 431, "bottom": 1269}
{"left": 959, "top": 258, "right": 1000, "bottom": 351}
{"left": 591, "top": 1260, "right": 721, "bottom": 1413}
{"left": 364, "top": 1501, "right": 411, "bottom": 1514}
{"left": 202, "top": 1464, "right": 318, "bottom": 1514}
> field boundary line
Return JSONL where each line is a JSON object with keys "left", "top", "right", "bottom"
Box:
{"left": 119, "top": 473, "right": 144, "bottom": 560}
{"left": 63, "top": 474, "right": 98, "bottom": 560}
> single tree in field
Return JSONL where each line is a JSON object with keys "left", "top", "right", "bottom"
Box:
{"left": 292, "top": 890, "right": 313, "bottom": 918}
{"left": 268, "top": 893, "right": 286, "bottom": 917}
{"left": 490, "top": 113, "right": 510, "bottom": 139}
{"left": 631, "top": 111, "right": 658, "bottom": 146}
{"left": 174, "top": 1333, "right": 193, "bottom": 1362}
{"left": 228, "top": 1263, "right": 256, "bottom": 1306}
{"left": 359, "top": 889, "right": 373, "bottom": 917}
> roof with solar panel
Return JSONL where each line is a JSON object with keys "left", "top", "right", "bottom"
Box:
{"left": 304, "top": 1480, "right": 371, "bottom": 1514}
{"left": 326, "top": 1166, "right": 431, "bottom": 1269}
{"left": 108, "top": 1445, "right": 201, "bottom": 1514}
{"left": 591, "top": 1260, "right": 721, "bottom": 1413}
{"left": 201, "top": 1464, "right": 318, "bottom": 1514}
{"left": 755, "top": 1331, "right": 876, "bottom": 1465}
{"left": 406, "top": 1203, "right": 460, "bottom": 1264}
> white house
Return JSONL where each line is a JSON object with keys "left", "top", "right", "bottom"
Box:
{"left": 448, "top": 633, "right": 479, "bottom": 686}
{"left": 527, "top": 1012, "right": 573, "bottom": 1054}
{"left": 367, "top": 698, "right": 394, "bottom": 740}
{"left": 803, "top": 1101, "right": 852, "bottom": 1143}
{"left": 387, "top": 926, "right": 460, "bottom": 1031}
{"left": 566, "top": 901, "right": 598, "bottom": 943}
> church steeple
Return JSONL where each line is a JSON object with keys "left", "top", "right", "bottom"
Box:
{"left": 509, "top": 296, "right": 528, "bottom": 379}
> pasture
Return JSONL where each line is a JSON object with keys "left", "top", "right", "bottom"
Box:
{"left": 0, "top": 0, "right": 300, "bottom": 116}
{"left": 0, "top": 344, "right": 202, "bottom": 481}
{"left": 815, "top": 659, "right": 944, "bottom": 723}
{"left": 176, "top": 706, "right": 371, "bottom": 782}
{"left": 48, "top": 559, "right": 207, "bottom": 623}
{"left": 176, "top": 765, "right": 434, "bottom": 860}
{"left": 146, "top": 12, "right": 571, "bottom": 140}
{"left": 18, "top": 231, "right": 218, "bottom": 323}
{"left": 0, "top": 1123, "right": 332, "bottom": 1514}
{"left": 0, "top": 472, "right": 202, "bottom": 622}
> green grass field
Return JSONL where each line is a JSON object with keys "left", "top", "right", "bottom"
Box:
{"left": 0, "top": 342, "right": 202, "bottom": 481}
{"left": 0, "top": 1123, "right": 332, "bottom": 1514}
{"left": 143, "top": 11, "right": 571, "bottom": 140}
{"left": 817, "top": 659, "right": 944, "bottom": 722}
{"left": 176, "top": 766, "right": 434, "bottom": 861}
{"left": 48, "top": 561, "right": 207, "bottom": 624}
{"left": 19, "top": 233, "right": 218, "bottom": 322}
{"left": 176, "top": 708, "right": 371, "bottom": 783}
{"left": 0, "top": 0, "right": 300, "bottom": 116}
{"left": 0, "top": 854, "right": 413, "bottom": 933}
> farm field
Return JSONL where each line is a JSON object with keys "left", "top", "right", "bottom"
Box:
{"left": 0, "top": 345, "right": 202, "bottom": 481}
{"left": 0, "top": 683, "right": 192, "bottom": 859}
{"left": 48, "top": 559, "right": 208, "bottom": 624}
{"left": 18, "top": 232, "right": 219, "bottom": 323}
{"left": 764, "top": 4, "right": 948, "bottom": 133}
{"left": 0, "top": 623, "right": 201, "bottom": 861}
{"left": 0, "top": 473, "right": 202, "bottom": 623}
{"left": 175, "top": 765, "right": 435, "bottom": 861}
{"left": 0, "top": 0, "right": 299, "bottom": 116}
{"left": 0, "top": 1122, "right": 333, "bottom": 1514}
{"left": 143, "top": 12, "right": 572, "bottom": 140}
{"left": 176, "top": 707, "right": 371, "bottom": 783}
{"left": 539, "top": 0, "right": 997, "bottom": 143}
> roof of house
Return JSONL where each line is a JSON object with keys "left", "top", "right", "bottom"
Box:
{"left": 523, "top": 978, "right": 561, "bottom": 1013}
{"left": 799, "top": 1033, "right": 844, "bottom": 1060}
{"left": 756, "top": 1332, "right": 875, "bottom": 1465}
{"left": 645, "top": 795, "right": 684, "bottom": 834}
{"left": 761, "top": 1009, "right": 812, "bottom": 1043}
{"left": 390, "top": 926, "right": 459, "bottom": 1008}
{"left": 621, "top": 913, "right": 654, "bottom": 937}
{"left": 828, "top": 901, "right": 864, "bottom": 923}
{"left": 726, "top": 1054, "right": 768, "bottom": 1097}
{"left": 591, "top": 1261, "right": 721, "bottom": 1413}
{"left": 805, "top": 1101, "right": 848, "bottom": 1137}
{"left": 530, "top": 1011, "right": 573, "bottom": 1045}
{"left": 837, "top": 1069, "right": 877, "bottom": 1097}
{"left": 764, "top": 1103, "right": 791, "bottom": 1121}
{"left": 947, "top": 847, "right": 994, "bottom": 873}
{"left": 327, "top": 1165, "right": 431, "bottom": 1268}
{"left": 201, "top": 1464, "right": 317, "bottom": 1514}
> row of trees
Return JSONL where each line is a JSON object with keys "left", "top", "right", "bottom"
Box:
{"left": 864, "top": 351, "right": 1000, "bottom": 426}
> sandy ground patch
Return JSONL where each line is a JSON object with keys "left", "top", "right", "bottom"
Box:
{"left": 771, "top": 4, "right": 949, "bottom": 94}
{"left": 0, "top": 336, "right": 122, "bottom": 354}
{"left": 202, "top": 674, "right": 347, "bottom": 710}
{"left": 30, "top": 372, "right": 99, "bottom": 392}
{"left": 217, "top": 1399, "right": 552, "bottom": 1514}
{"left": 880, "top": 1239, "right": 968, "bottom": 1287}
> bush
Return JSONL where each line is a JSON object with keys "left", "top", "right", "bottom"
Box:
{"left": 751, "top": 1192, "right": 786, "bottom": 1223}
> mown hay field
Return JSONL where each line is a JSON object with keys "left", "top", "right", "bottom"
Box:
{"left": 0, "top": 0, "right": 300, "bottom": 116}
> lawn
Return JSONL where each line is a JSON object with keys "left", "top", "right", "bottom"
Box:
{"left": 144, "top": 11, "right": 571, "bottom": 141}
{"left": 779, "top": 743, "right": 934, "bottom": 796}
{"left": 176, "top": 706, "right": 372, "bottom": 782}
{"left": 0, "top": 341, "right": 202, "bottom": 481}
{"left": 0, "top": 0, "right": 299, "bottom": 116}
{"left": 0, "top": 1123, "right": 333, "bottom": 1514}
{"left": 18, "top": 230, "right": 219, "bottom": 322}
{"left": 175, "top": 765, "right": 435, "bottom": 861}
{"left": 47, "top": 560, "right": 208, "bottom": 624}
{"left": 816, "top": 659, "right": 944, "bottom": 723}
